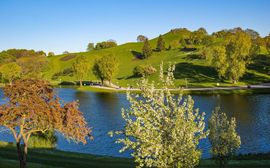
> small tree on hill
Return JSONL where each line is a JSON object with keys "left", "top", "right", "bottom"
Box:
{"left": 137, "top": 35, "right": 147, "bottom": 42}
{"left": 87, "top": 43, "right": 95, "bottom": 51}
{"left": 0, "top": 79, "right": 92, "bottom": 168}
{"left": 93, "top": 55, "right": 119, "bottom": 85}
{"left": 0, "top": 62, "right": 21, "bottom": 85}
{"left": 156, "top": 35, "right": 166, "bottom": 51}
{"left": 142, "top": 39, "right": 152, "bottom": 59}
{"left": 110, "top": 63, "right": 208, "bottom": 168}
{"left": 209, "top": 107, "right": 241, "bottom": 168}
{"left": 73, "top": 56, "right": 91, "bottom": 87}
{"left": 48, "top": 52, "right": 55, "bottom": 56}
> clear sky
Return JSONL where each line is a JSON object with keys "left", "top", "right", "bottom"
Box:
{"left": 0, "top": 0, "right": 269, "bottom": 54}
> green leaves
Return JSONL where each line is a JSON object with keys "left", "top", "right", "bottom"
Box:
{"left": 93, "top": 54, "right": 119, "bottom": 84}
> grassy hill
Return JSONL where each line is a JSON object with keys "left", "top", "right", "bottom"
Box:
{"left": 44, "top": 31, "right": 270, "bottom": 88}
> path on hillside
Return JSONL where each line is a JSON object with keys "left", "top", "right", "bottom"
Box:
{"left": 89, "top": 83, "right": 270, "bottom": 92}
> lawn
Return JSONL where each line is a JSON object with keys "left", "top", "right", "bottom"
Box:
{"left": 1, "top": 142, "right": 270, "bottom": 168}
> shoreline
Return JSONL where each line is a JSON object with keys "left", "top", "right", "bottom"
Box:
{"left": 76, "top": 84, "right": 270, "bottom": 94}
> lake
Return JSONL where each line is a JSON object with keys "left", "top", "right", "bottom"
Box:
{"left": 1, "top": 87, "right": 270, "bottom": 158}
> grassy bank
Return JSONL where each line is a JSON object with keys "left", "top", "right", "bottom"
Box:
{"left": 1, "top": 142, "right": 270, "bottom": 168}
{"left": 77, "top": 85, "right": 270, "bottom": 95}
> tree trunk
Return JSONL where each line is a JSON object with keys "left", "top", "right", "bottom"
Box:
{"left": 101, "top": 79, "right": 104, "bottom": 85}
{"left": 16, "top": 142, "right": 27, "bottom": 168}
{"left": 80, "top": 80, "right": 83, "bottom": 87}
{"left": 23, "top": 143, "right": 28, "bottom": 168}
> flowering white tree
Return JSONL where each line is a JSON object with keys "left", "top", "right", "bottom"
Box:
{"left": 110, "top": 63, "right": 208, "bottom": 168}
{"left": 209, "top": 107, "right": 241, "bottom": 168}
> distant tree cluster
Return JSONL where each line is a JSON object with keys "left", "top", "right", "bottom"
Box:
{"left": 0, "top": 49, "right": 48, "bottom": 83}
{"left": 94, "top": 40, "right": 117, "bottom": 50}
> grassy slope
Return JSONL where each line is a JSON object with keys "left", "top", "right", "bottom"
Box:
{"left": 1, "top": 142, "right": 270, "bottom": 168}
{"left": 44, "top": 32, "right": 270, "bottom": 88}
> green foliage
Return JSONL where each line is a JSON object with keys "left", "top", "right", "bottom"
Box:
{"left": 47, "top": 52, "right": 55, "bottom": 57}
{"left": 142, "top": 39, "right": 152, "bottom": 59}
{"left": 87, "top": 43, "right": 95, "bottom": 51}
{"left": 93, "top": 54, "right": 119, "bottom": 84}
{"left": 0, "top": 52, "right": 15, "bottom": 65}
{"left": 73, "top": 56, "right": 91, "bottom": 86}
{"left": 0, "top": 62, "right": 21, "bottom": 84}
{"left": 225, "top": 30, "right": 252, "bottom": 83}
{"left": 133, "top": 65, "right": 156, "bottom": 77}
{"left": 209, "top": 107, "right": 241, "bottom": 168}
{"left": 2, "top": 49, "right": 44, "bottom": 58}
{"left": 209, "top": 30, "right": 253, "bottom": 83}
{"left": 168, "top": 40, "right": 179, "bottom": 50}
{"left": 28, "top": 131, "right": 57, "bottom": 148}
{"left": 111, "top": 64, "right": 208, "bottom": 168}
{"left": 265, "top": 35, "right": 270, "bottom": 54}
{"left": 95, "top": 41, "right": 117, "bottom": 50}
{"left": 156, "top": 35, "right": 166, "bottom": 51}
{"left": 17, "top": 55, "right": 48, "bottom": 79}
{"left": 210, "top": 46, "right": 228, "bottom": 79}
{"left": 137, "top": 35, "right": 147, "bottom": 42}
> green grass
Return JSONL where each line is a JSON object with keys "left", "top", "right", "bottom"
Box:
{"left": 1, "top": 141, "right": 270, "bottom": 168}
{"left": 44, "top": 31, "right": 270, "bottom": 88}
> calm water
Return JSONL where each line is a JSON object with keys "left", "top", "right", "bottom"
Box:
{"left": 1, "top": 87, "right": 270, "bottom": 158}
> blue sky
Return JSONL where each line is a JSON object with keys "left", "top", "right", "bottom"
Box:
{"left": 0, "top": 0, "right": 269, "bottom": 54}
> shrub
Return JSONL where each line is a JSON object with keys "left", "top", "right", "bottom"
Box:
{"left": 133, "top": 65, "right": 156, "bottom": 77}
{"left": 95, "top": 41, "right": 117, "bottom": 50}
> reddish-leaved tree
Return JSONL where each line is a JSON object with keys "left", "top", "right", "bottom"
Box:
{"left": 0, "top": 79, "right": 92, "bottom": 168}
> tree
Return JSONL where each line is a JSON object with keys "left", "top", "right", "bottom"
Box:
{"left": 156, "top": 35, "right": 166, "bottom": 51}
{"left": 63, "top": 51, "right": 69, "bottom": 54}
{"left": 95, "top": 41, "right": 117, "bottom": 50}
{"left": 87, "top": 43, "right": 95, "bottom": 51}
{"left": 210, "top": 31, "right": 252, "bottom": 83}
{"left": 0, "top": 62, "right": 21, "bottom": 85}
{"left": 110, "top": 63, "right": 208, "bottom": 168}
{"left": 47, "top": 52, "right": 55, "bottom": 56}
{"left": 73, "top": 56, "right": 91, "bottom": 87}
{"left": 137, "top": 35, "right": 147, "bottom": 42}
{"left": 0, "top": 79, "right": 91, "bottom": 168}
{"left": 209, "top": 107, "right": 241, "bottom": 168}
{"left": 225, "top": 31, "right": 252, "bottom": 83}
{"left": 245, "top": 28, "right": 260, "bottom": 40}
{"left": 142, "top": 38, "right": 152, "bottom": 59}
{"left": 210, "top": 46, "right": 228, "bottom": 79}
{"left": 93, "top": 55, "right": 118, "bottom": 85}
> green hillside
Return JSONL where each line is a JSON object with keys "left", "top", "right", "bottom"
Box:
{"left": 1, "top": 29, "right": 270, "bottom": 87}
{"left": 37, "top": 31, "right": 270, "bottom": 87}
